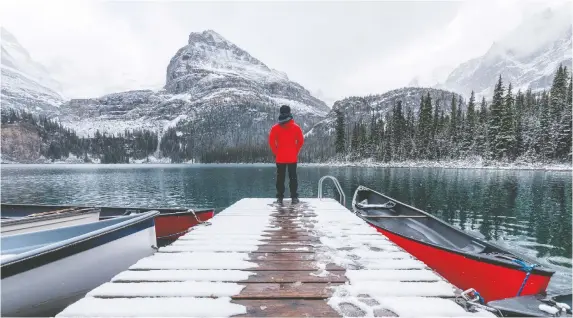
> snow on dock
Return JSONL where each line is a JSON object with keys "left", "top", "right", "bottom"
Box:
{"left": 57, "top": 198, "right": 496, "bottom": 317}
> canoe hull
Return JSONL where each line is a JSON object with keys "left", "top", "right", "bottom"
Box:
{"left": 370, "top": 224, "right": 552, "bottom": 303}
{"left": 352, "top": 185, "right": 554, "bottom": 303}
{"left": 0, "top": 216, "right": 156, "bottom": 317}
{"left": 1, "top": 210, "right": 101, "bottom": 237}
{"left": 1, "top": 204, "right": 215, "bottom": 246}
{"left": 155, "top": 210, "right": 215, "bottom": 242}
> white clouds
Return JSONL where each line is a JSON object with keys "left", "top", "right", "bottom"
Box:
{"left": 344, "top": 0, "right": 570, "bottom": 96}
{"left": 0, "top": 0, "right": 568, "bottom": 101}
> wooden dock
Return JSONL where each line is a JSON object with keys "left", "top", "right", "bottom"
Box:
{"left": 57, "top": 198, "right": 496, "bottom": 317}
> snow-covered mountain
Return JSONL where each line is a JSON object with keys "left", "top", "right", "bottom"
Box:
{"left": 1, "top": 27, "right": 64, "bottom": 114}
{"left": 441, "top": 4, "right": 572, "bottom": 98}
{"left": 304, "top": 87, "right": 465, "bottom": 159}
{"left": 58, "top": 30, "right": 329, "bottom": 157}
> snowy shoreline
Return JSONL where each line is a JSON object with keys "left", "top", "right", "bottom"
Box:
{"left": 301, "top": 159, "right": 572, "bottom": 171}
{"left": 1, "top": 155, "right": 571, "bottom": 171}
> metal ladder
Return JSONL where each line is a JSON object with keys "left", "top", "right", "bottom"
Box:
{"left": 317, "top": 175, "right": 346, "bottom": 207}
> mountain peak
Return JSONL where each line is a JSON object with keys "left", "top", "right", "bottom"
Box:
{"left": 188, "top": 29, "right": 228, "bottom": 45}
{"left": 166, "top": 29, "right": 294, "bottom": 94}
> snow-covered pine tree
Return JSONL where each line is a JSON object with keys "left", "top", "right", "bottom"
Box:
{"left": 488, "top": 75, "right": 505, "bottom": 160}
{"left": 514, "top": 90, "right": 525, "bottom": 158}
{"left": 475, "top": 97, "right": 488, "bottom": 156}
{"left": 334, "top": 108, "right": 345, "bottom": 155}
{"left": 417, "top": 93, "right": 433, "bottom": 159}
{"left": 538, "top": 91, "right": 552, "bottom": 161}
{"left": 501, "top": 83, "right": 516, "bottom": 160}
{"left": 555, "top": 68, "right": 572, "bottom": 160}
{"left": 463, "top": 91, "right": 476, "bottom": 155}
{"left": 450, "top": 94, "right": 457, "bottom": 148}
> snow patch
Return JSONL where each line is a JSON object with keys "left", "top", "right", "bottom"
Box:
{"left": 87, "top": 281, "right": 245, "bottom": 298}
{"left": 56, "top": 297, "right": 247, "bottom": 317}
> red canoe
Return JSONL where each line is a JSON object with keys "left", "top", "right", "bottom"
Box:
{"left": 351, "top": 186, "right": 555, "bottom": 303}
{"left": 1, "top": 204, "right": 215, "bottom": 245}
{"left": 153, "top": 208, "right": 215, "bottom": 242}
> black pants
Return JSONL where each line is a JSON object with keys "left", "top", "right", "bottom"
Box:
{"left": 276, "top": 163, "right": 298, "bottom": 199}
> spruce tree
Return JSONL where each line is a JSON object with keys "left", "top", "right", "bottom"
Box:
{"left": 514, "top": 90, "right": 525, "bottom": 158}
{"left": 539, "top": 92, "right": 552, "bottom": 160}
{"left": 489, "top": 75, "right": 505, "bottom": 159}
{"left": 334, "top": 108, "right": 345, "bottom": 155}
{"left": 476, "top": 97, "right": 488, "bottom": 155}
{"left": 501, "top": 83, "right": 516, "bottom": 159}
{"left": 463, "top": 91, "right": 476, "bottom": 155}
{"left": 392, "top": 101, "right": 405, "bottom": 159}
{"left": 417, "top": 93, "right": 433, "bottom": 159}
{"left": 450, "top": 94, "right": 457, "bottom": 145}
{"left": 556, "top": 70, "right": 572, "bottom": 160}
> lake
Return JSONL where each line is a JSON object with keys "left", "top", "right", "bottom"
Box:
{"left": 1, "top": 163, "right": 571, "bottom": 292}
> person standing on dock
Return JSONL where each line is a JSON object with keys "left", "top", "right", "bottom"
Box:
{"left": 268, "top": 105, "right": 304, "bottom": 205}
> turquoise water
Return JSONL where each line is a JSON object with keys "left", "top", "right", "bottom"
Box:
{"left": 1, "top": 163, "right": 571, "bottom": 292}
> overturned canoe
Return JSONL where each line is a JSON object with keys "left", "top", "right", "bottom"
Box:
{"left": 351, "top": 185, "right": 555, "bottom": 303}
{"left": 1, "top": 211, "right": 159, "bottom": 317}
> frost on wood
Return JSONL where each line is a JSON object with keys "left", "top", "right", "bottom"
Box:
{"left": 111, "top": 269, "right": 255, "bottom": 282}
{"left": 295, "top": 201, "right": 495, "bottom": 317}
{"left": 87, "top": 281, "right": 246, "bottom": 297}
{"left": 56, "top": 297, "right": 247, "bottom": 317}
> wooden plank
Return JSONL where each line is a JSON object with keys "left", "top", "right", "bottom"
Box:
{"left": 249, "top": 252, "right": 316, "bottom": 261}
{"left": 255, "top": 246, "right": 315, "bottom": 253}
{"left": 232, "top": 299, "right": 342, "bottom": 317}
{"left": 248, "top": 261, "right": 344, "bottom": 271}
{"left": 232, "top": 282, "right": 341, "bottom": 299}
{"left": 242, "top": 271, "right": 347, "bottom": 283}
{"left": 262, "top": 230, "right": 310, "bottom": 234}
{"left": 361, "top": 215, "right": 427, "bottom": 218}
{"left": 255, "top": 244, "right": 315, "bottom": 248}
{"left": 112, "top": 270, "right": 347, "bottom": 283}
{"left": 259, "top": 238, "right": 319, "bottom": 242}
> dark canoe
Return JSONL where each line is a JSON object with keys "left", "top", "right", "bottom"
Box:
{"left": 351, "top": 186, "right": 555, "bottom": 303}
{"left": 1, "top": 204, "right": 215, "bottom": 245}
{"left": 487, "top": 290, "right": 572, "bottom": 317}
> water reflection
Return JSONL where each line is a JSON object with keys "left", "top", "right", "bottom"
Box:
{"left": 1, "top": 164, "right": 571, "bottom": 290}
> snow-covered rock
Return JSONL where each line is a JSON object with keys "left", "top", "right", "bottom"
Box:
{"left": 58, "top": 30, "right": 329, "bottom": 143}
{"left": 441, "top": 4, "right": 572, "bottom": 98}
{"left": 1, "top": 27, "right": 64, "bottom": 115}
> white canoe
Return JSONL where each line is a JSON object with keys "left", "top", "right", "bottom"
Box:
{"left": 0, "top": 210, "right": 159, "bottom": 317}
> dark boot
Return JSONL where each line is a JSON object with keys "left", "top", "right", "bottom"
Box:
{"left": 276, "top": 197, "right": 283, "bottom": 205}
{"left": 291, "top": 197, "right": 300, "bottom": 204}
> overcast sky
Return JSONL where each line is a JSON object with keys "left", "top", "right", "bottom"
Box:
{"left": 0, "top": 0, "right": 568, "bottom": 103}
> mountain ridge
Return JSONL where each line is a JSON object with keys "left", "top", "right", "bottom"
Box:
{"left": 1, "top": 27, "right": 65, "bottom": 115}
{"left": 438, "top": 4, "right": 572, "bottom": 98}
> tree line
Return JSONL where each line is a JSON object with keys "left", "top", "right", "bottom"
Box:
{"left": 1, "top": 109, "right": 158, "bottom": 163}
{"left": 2, "top": 65, "right": 571, "bottom": 164}
{"left": 334, "top": 65, "right": 572, "bottom": 164}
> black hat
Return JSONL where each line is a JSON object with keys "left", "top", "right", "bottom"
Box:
{"left": 278, "top": 105, "right": 293, "bottom": 123}
{"left": 279, "top": 105, "right": 291, "bottom": 114}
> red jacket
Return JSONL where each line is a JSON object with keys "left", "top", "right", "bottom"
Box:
{"left": 268, "top": 120, "right": 304, "bottom": 163}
